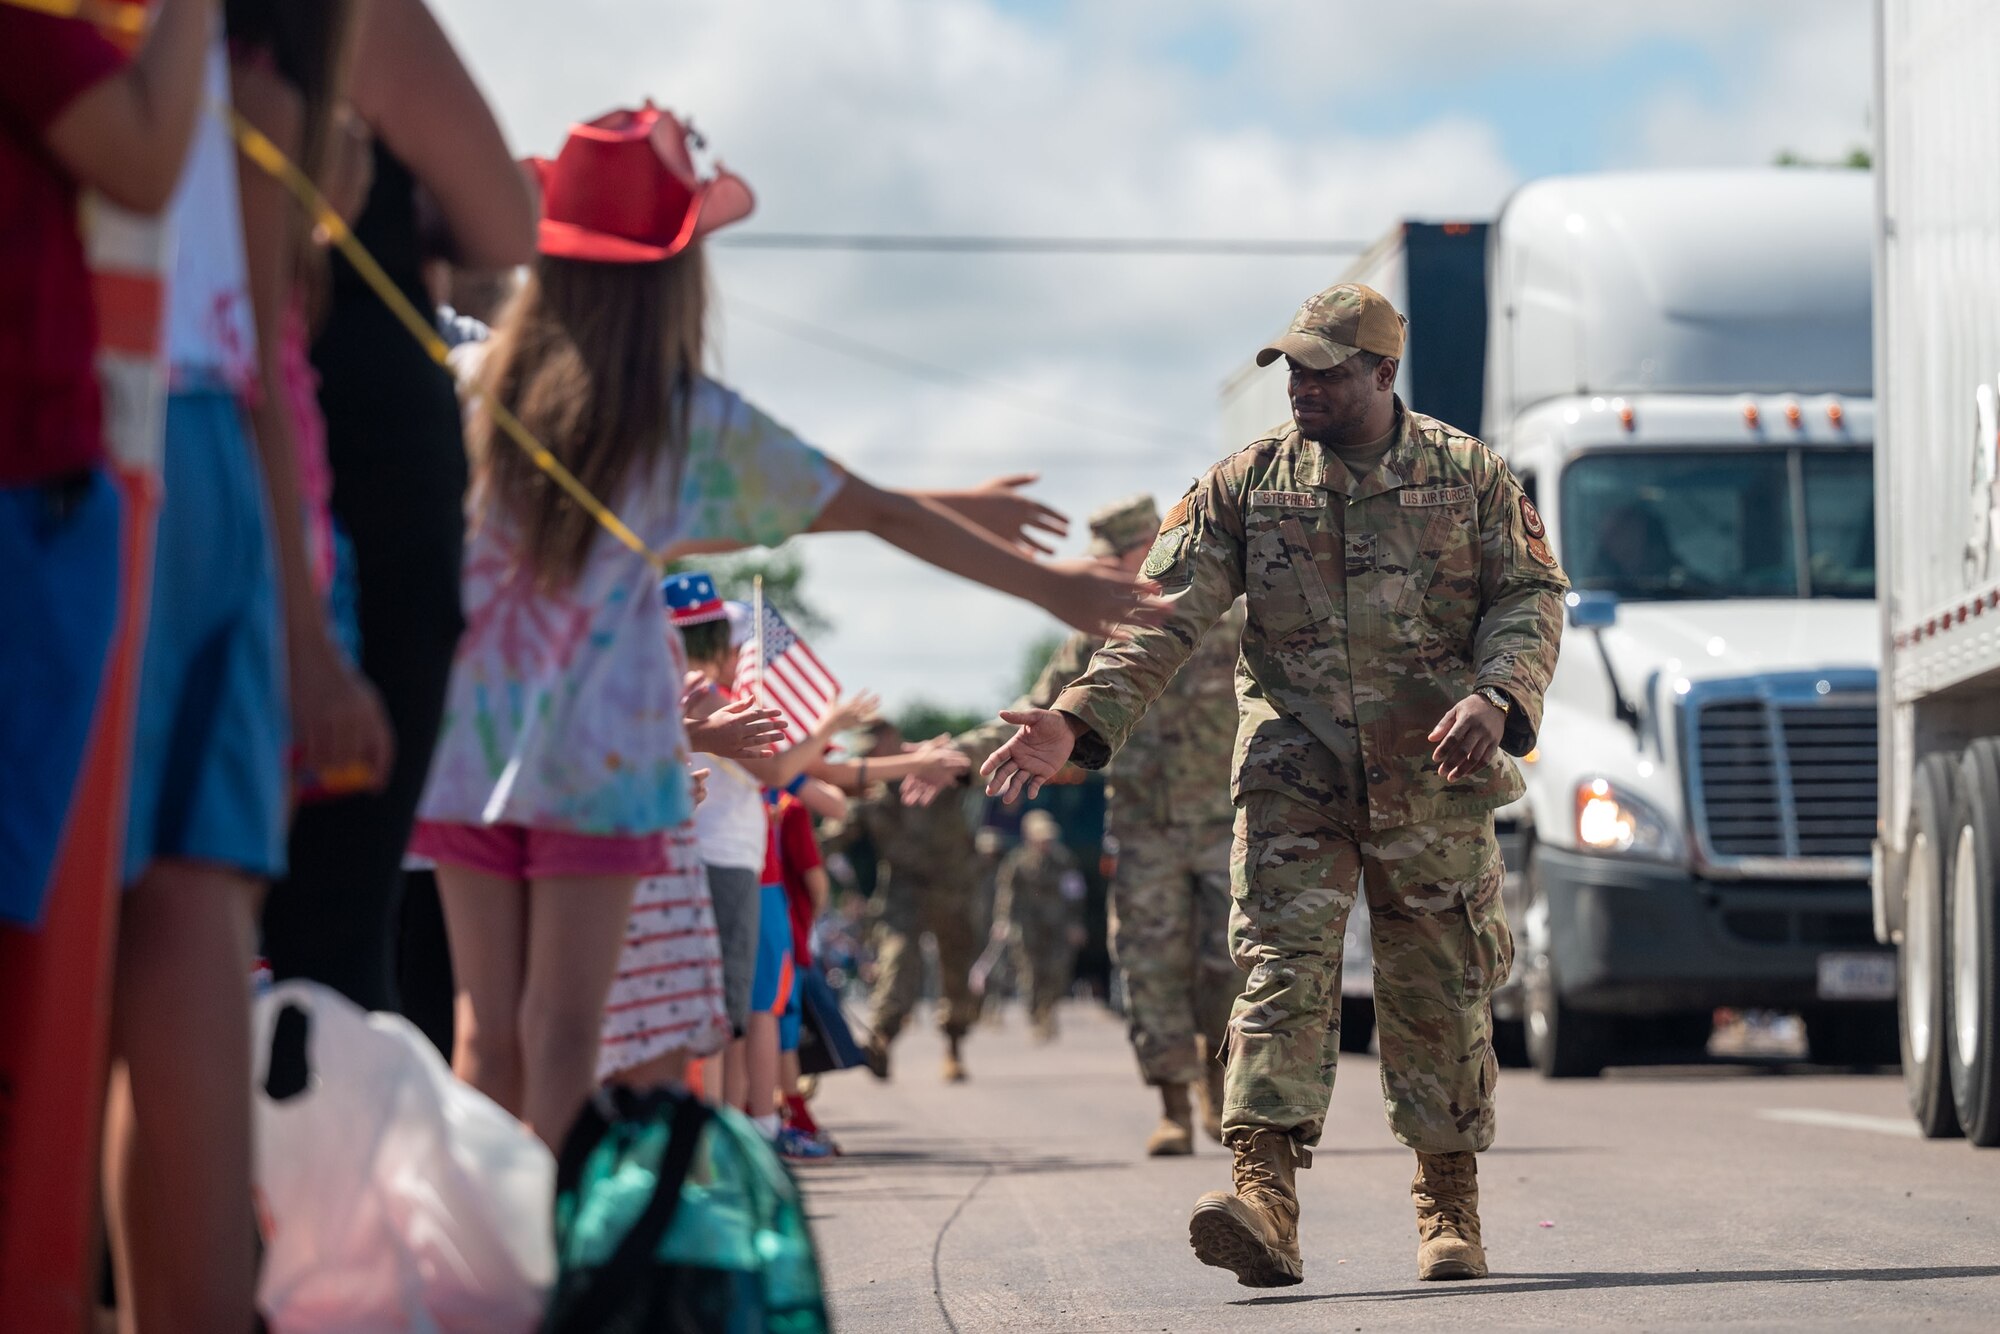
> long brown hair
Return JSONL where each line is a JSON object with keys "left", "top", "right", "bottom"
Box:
{"left": 472, "top": 248, "right": 708, "bottom": 586}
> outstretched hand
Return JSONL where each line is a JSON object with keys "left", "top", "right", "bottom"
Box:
{"left": 821, "top": 691, "right": 883, "bottom": 737}
{"left": 897, "top": 736, "right": 971, "bottom": 806}
{"left": 1039, "top": 557, "right": 1169, "bottom": 640}
{"left": 945, "top": 474, "right": 1071, "bottom": 556}
{"left": 686, "top": 695, "right": 785, "bottom": 760}
{"left": 979, "top": 708, "right": 1080, "bottom": 803}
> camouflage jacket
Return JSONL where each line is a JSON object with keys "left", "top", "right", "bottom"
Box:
{"left": 1053, "top": 402, "right": 1568, "bottom": 833}
{"left": 845, "top": 781, "right": 977, "bottom": 891}
{"left": 960, "top": 602, "right": 1245, "bottom": 829}
{"left": 995, "top": 843, "right": 1085, "bottom": 933}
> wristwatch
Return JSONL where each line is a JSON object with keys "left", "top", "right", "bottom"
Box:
{"left": 1478, "top": 686, "right": 1514, "bottom": 716}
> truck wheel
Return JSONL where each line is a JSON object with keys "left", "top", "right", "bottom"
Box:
{"left": 1338, "top": 996, "right": 1376, "bottom": 1053}
{"left": 1522, "top": 847, "right": 1609, "bottom": 1078}
{"left": 1948, "top": 739, "right": 2000, "bottom": 1145}
{"left": 1901, "top": 752, "right": 1962, "bottom": 1136}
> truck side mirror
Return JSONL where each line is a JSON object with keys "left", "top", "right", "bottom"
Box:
{"left": 1567, "top": 589, "right": 1619, "bottom": 630}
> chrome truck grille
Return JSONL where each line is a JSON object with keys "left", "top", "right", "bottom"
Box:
{"left": 1680, "top": 672, "right": 1877, "bottom": 878}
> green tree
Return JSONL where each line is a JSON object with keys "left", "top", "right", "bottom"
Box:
{"left": 1774, "top": 148, "right": 1871, "bottom": 169}
{"left": 669, "top": 541, "right": 830, "bottom": 634}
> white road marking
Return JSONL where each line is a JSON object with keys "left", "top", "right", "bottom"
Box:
{"left": 1758, "top": 1108, "right": 1921, "bottom": 1139}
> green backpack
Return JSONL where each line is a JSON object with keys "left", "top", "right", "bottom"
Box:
{"left": 541, "top": 1087, "right": 830, "bottom": 1334}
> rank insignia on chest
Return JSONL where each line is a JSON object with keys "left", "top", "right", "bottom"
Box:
{"left": 1250, "top": 489, "right": 1318, "bottom": 509}
{"left": 1399, "top": 484, "right": 1474, "bottom": 507}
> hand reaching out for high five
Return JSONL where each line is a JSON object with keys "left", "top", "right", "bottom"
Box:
{"left": 685, "top": 695, "right": 786, "bottom": 760}
{"left": 1039, "top": 557, "right": 1168, "bottom": 640}
{"left": 820, "top": 691, "right": 882, "bottom": 738}
{"left": 937, "top": 474, "right": 1070, "bottom": 556}
{"left": 979, "top": 708, "right": 1081, "bottom": 803}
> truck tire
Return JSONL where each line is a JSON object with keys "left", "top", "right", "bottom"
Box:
{"left": 1901, "top": 752, "right": 1962, "bottom": 1136}
{"left": 1338, "top": 996, "right": 1376, "bottom": 1053}
{"left": 1522, "top": 847, "right": 1610, "bottom": 1078}
{"left": 1948, "top": 739, "right": 2000, "bottom": 1145}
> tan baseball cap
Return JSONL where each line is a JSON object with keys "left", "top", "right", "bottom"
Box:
{"left": 1255, "top": 283, "right": 1407, "bottom": 371}
{"left": 1087, "top": 494, "right": 1160, "bottom": 558}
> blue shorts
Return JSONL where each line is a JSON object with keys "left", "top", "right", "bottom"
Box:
{"left": 124, "top": 389, "right": 288, "bottom": 885}
{"left": 0, "top": 469, "right": 122, "bottom": 924}
{"left": 749, "top": 882, "right": 793, "bottom": 1014}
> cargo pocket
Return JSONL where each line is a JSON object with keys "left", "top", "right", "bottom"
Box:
{"left": 1455, "top": 849, "right": 1513, "bottom": 1002}
{"left": 1395, "top": 506, "right": 1461, "bottom": 617}
{"left": 1248, "top": 517, "right": 1336, "bottom": 639}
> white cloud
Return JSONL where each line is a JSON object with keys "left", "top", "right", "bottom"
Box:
{"left": 425, "top": 0, "right": 1869, "bottom": 716}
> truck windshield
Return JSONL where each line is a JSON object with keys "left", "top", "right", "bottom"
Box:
{"left": 1560, "top": 448, "right": 1873, "bottom": 600}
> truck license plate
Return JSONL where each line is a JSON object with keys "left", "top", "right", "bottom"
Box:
{"left": 1817, "top": 953, "right": 1897, "bottom": 1001}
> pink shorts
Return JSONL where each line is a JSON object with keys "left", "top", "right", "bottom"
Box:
{"left": 411, "top": 821, "right": 668, "bottom": 880}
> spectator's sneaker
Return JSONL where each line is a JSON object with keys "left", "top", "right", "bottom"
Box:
{"left": 778, "top": 1126, "right": 834, "bottom": 1161}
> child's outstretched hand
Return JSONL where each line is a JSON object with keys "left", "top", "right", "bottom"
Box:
{"left": 939, "top": 474, "right": 1070, "bottom": 556}
{"left": 1038, "top": 558, "right": 1169, "bottom": 640}
{"left": 821, "top": 692, "right": 882, "bottom": 737}
{"left": 690, "top": 767, "right": 711, "bottom": 807}
{"left": 687, "top": 696, "right": 785, "bottom": 759}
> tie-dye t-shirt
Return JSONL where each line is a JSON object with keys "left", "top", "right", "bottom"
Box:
{"left": 419, "top": 377, "right": 842, "bottom": 836}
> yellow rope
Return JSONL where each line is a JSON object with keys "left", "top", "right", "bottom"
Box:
{"left": 225, "top": 110, "right": 667, "bottom": 573}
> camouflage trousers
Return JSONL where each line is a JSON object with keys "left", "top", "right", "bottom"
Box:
{"left": 1108, "top": 819, "right": 1244, "bottom": 1086}
{"left": 1008, "top": 914, "right": 1077, "bottom": 1024}
{"left": 867, "top": 878, "right": 980, "bottom": 1041}
{"left": 1224, "top": 792, "right": 1512, "bottom": 1154}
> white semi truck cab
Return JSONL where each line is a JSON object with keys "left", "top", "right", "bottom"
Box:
{"left": 1484, "top": 170, "right": 1893, "bottom": 1076}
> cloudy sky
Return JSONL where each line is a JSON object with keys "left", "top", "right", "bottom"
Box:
{"left": 429, "top": 0, "right": 1872, "bottom": 717}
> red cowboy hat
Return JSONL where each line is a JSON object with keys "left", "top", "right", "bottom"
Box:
{"left": 525, "top": 102, "right": 755, "bottom": 264}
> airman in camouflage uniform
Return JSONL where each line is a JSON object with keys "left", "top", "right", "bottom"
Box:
{"left": 847, "top": 726, "right": 984, "bottom": 1083}
{"left": 993, "top": 811, "right": 1086, "bottom": 1040}
{"left": 980, "top": 284, "right": 1567, "bottom": 1288}
{"left": 957, "top": 497, "right": 1248, "bottom": 1158}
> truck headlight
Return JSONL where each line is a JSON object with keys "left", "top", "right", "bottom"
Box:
{"left": 1574, "top": 778, "right": 1681, "bottom": 860}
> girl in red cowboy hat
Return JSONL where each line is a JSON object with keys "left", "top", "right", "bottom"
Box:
{"left": 413, "top": 103, "right": 1154, "bottom": 1148}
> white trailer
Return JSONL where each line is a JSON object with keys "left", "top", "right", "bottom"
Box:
{"left": 1872, "top": 0, "right": 2000, "bottom": 1143}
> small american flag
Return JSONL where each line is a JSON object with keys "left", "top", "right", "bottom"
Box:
{"left": 738, "top": 601, "right": 842, "bottom": 746}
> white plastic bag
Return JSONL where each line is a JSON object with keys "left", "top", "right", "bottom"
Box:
{"left": 253, "top": 981, "right": 554, "bottom": 1333}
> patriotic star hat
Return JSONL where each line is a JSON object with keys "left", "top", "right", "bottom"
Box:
{"left": 662, "top": 572, "right": 728, "bottom": 626}
{"left": 526, "top": 102, "right": 756, "bottom": 264}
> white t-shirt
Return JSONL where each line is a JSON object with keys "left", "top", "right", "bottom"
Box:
{"left": 691, "top": 757, "right": 767, "bottom": 871}
{"left": 165, "top": 34, "right": 256, "bottom": 390}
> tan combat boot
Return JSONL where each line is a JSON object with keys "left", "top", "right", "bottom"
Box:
{"left": 941, "top": 1032, "right": 968, "bottom": 1084}
{"left": 1187, "top": 1130, "right": 1306, "bottom": 1287}
{"left": 1412, "top": 1150, "right": 1488, "bottom": 1280}
{"left": 1193, "top": 1041, "right": 1227, "bottom": 1144}
{"left": 1146, "top": 1083, "right": 1195, "bottom": 1157}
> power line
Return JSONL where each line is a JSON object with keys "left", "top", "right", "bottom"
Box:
{"left": 724, "top": 294, "right": 1208, "bottom": 449}
{"left": 716, "top": 232, "right": 1372, "bottom": 256}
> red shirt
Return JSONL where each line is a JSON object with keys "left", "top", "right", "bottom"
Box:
{"left": 774, "top": 793, "right": 824, "bottom": 968}
{"left": 0, "top": 11, "right": 127, "bottom": 486}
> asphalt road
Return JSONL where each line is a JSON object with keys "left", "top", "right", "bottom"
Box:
{"left": 804, "top": 1002, "right": 2000, "bottom": 1332}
